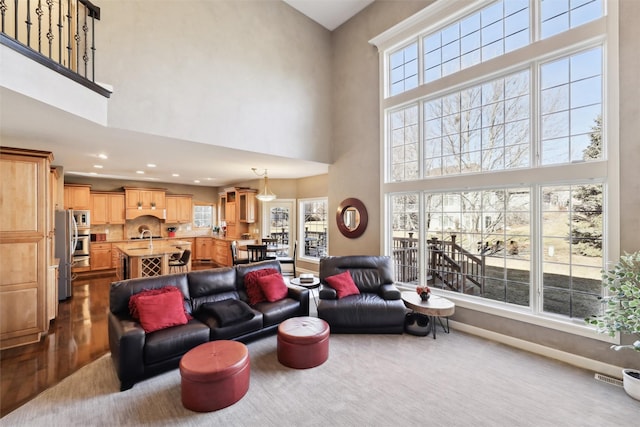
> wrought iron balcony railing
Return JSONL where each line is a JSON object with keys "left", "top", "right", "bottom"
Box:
{"left": 0, "top": 0, "right": 110, "bottom": 97}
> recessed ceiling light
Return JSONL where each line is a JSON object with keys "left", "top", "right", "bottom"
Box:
{"left": 172, "top": 173, "right": 180, "bottom": 177}
{"left": 194, "top": 180, "right": 200, "bottom": 183}
{"left": 93, "top": 164, "right": 103, "bottom": 169}
{"left": 147, "top": 163, "right": 156, "bottom": 168}
{"left": 206, "top": 177, "right": 213, "bottom": 181}
{"left": 136, "top": 170, "right": 144, "bottom": 174}
{"left": 98, "top": 153, "right": 108, "bottom": 160}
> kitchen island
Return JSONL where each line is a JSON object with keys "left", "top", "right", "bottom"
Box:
{"left": 114, "top": 240, "right": 192, "bottom": 280}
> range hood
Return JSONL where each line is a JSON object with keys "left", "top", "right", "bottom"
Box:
{"left": 126, "top": 208, "right": 166, "bottom": 220}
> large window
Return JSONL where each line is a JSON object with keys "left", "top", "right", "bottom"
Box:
{"left": 376, "top": 0, "right": 613, "bottom": 328}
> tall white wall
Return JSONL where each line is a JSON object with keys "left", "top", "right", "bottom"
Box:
{"left": 97, "top": 1, "right": 332, "bottom": 163}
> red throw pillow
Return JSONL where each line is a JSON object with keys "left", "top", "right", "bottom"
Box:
{"left": 129, "top": 286, "right": 191, "bottom": 320}
{"left": 244, "top": 268, "right": 279, "bottom": 305}
{"left": 325, "top": 270, "right": 360, "bottom": 299}
{"left": 135, "top": 289, "right": 188, "bottom": 333}
{"left": 257, "top": 273, "right": 288, "bottom": 302}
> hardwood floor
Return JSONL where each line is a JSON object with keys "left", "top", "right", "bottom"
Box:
{"left": 0, "top": 263, "right": 216, "bottom": 417}
{"left": 0, "top": 272, "right": 112, "bottom": 417}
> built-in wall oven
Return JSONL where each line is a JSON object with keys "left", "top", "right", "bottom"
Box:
{"left": 73, "top": 229, "right": 90, "bottom": 267}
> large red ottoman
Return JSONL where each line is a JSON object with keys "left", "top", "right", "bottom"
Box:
{"left": 277, "top": 316, "right": 330, "bottom": 369}
{"left": 179, "top": 340, "right": 250, "bottom": 412}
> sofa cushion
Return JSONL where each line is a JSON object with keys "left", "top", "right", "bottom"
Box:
{"left": 143, "top": 319, "right": 210, "bottom": 365}
{"left": 199, "top": 299, "right": 254, "bottom": 326}
{"left": 325, "top": 271, "right": 360, "bottom": 299}
{"left": 129, "top": 285, "right": 192, "bottom": 321}
{"left": 244, "top": 268, "right": 279, "bottom": 305}
{"left": 135, "top": 289, "right": 189, "bottom": 333}
{"left": 258, "top": 273, "right": 288, "bottom": 302}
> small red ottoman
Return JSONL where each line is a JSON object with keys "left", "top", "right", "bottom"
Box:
{"left": 179, "top": 340, "right": 250, "bottom": 412}
{"left": 277, "top": 316, "right": 330, "bottom": 369}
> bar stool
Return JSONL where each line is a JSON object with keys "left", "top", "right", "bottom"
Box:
{"left": 169, "top": 249, "right": 191, "bottom": 272}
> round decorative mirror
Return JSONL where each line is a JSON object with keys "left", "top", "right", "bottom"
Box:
{"left": 336, "top": 198, "right": 368, "bottom": 238}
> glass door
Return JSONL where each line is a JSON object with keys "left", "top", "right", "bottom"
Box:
{"left": 261, "top": 199, "right": 295, "bottom": 256}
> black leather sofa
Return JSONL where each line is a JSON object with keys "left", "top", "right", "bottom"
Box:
{"left": 317, "top": 256, "right": 407, "bottom": 333}
{"left": 109, "top": 260, "right": 309, "bottom": 391}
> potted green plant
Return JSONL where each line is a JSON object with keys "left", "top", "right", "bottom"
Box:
{"left": 586, "top": 251, "right": 640, "bottom": 400}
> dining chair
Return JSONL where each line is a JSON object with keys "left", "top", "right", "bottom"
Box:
{"left": 230, "top": 241, "right": 249, "bottom": 265}
{"left": 246, "top": 244, "right": 268, "bottom": 262}
{"left": 277, "top": 240, "right": 297, "bottom": 277}
{"left": 169, "top": 249, "right": 191, "bottom": 273}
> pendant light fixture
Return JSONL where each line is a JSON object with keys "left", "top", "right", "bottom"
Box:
{"left": 252, "top": 168, "right": 276, "bottom": 202}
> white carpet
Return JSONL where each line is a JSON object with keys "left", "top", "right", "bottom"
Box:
{"left": 2, "top": 331, "right": 637, "bottom": 426}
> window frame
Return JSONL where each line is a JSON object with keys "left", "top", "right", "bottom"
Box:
{"left": 373, "top": 0, "right": 619, "bottom": 341}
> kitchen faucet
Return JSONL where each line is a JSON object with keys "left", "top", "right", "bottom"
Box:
{"left": 140, "top": 229, "right": 153, "bottom": 249}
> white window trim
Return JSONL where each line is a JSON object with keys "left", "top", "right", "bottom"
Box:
{"left": 373, "top": 0, "right": 620, "bottom": 343}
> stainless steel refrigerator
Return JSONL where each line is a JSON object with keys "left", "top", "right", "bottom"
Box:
{"left": 55, "top": 210, "right": 78, "bottom": 300}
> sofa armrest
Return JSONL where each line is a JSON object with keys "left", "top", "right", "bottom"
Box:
{"left": 287, "top": 286, "right": 310, "bottom": 316}
{"left": 318, "top": 284, "right": 337, "bottom": 300}
{"left": 108, "top": 312, "right": 146, "bottom": 391}
{"left": 379, "top": 283, "right": 401, "bottom": 300}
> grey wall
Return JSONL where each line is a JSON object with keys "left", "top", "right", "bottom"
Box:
{"left": 329, "top": 0, "right": 434, "bottom": 255}
{"left": 97, "top": 1, "right": 332, "bottom": 164}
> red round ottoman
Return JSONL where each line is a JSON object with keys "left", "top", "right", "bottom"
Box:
{"left": 179, "top": 340, "right": 250, "bottom": 412}
{"left": 277, "top": 316, "right": 330, "bottom": 369}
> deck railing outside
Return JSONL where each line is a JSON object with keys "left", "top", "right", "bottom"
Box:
{"left": 393, "top": 234, "right": 485, "bottom": 294}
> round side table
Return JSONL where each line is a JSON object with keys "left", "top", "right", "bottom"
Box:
{"left": 401, "top": 291, "right": 455, "bottom": 339}
{"left": 290, "top": 277, "right": 320, "bottom": 308}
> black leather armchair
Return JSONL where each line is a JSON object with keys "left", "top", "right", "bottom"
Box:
{"left": 317, "top": 256, "right": 407, "bottom": 333}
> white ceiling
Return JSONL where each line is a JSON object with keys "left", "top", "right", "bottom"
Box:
{"left": 0, "top": 1, "right": 373, "bottom": 188}
{"left": 284, "top": 0, "right": 374, "bottom": 30}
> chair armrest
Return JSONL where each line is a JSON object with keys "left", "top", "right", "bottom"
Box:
{"left": 287, "top": 286, "right": 310, "bottom": 316}
{"left": 379, "top": 283, "right": 401, "bottom": 300}
{"left": 318, "top": 284, "right": 337, "bottom": 300}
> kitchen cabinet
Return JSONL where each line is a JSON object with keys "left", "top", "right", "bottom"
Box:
{"left": 195, "top": 237, "right": 213, "bottom": 261}
{"left": 124, "top": 187, "right": 166, "bottom": 220}
{"left": 225, "top": 190, "right": 236, "bottom": 225}
{"left": 91, "top": 192, "right": 125, "bottom": 225}
{"left": 124, "top": 187, "right": 166, "bottom": 210}
{"left": 213, "top": 238, "right": 229, "bottom": 266}
{"left": 166, "top": 195, "right": 193, "bottom": 224}
{"left": 90, "top": 243, "right": 113, "bottom": 271}
{"left": 218, "top": 193, "right": 226, "bottom": 222}
{"left": 64, "top": 184, "right": 91, "bottom": 210}
{"left": 239, "top": 190, "right": 256, "bottom": 223}
{"left": 1, "top": 147, "right": 54, "bottom": 350}
{"left": 221, "top": 187, "right": 256, "bottom": 238}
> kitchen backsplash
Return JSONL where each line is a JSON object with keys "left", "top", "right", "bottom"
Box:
{"left": 91, "top": 217, "right": 211, "bottom": 241}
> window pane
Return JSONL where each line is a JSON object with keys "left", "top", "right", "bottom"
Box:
{"left": 389, "top": 104, "right": 420, "bottom": 182}
{"left": 541, "top": 0, "right": 602, "bottom": 39}
{"left": 420, "top": 188, "right": 530, "bottom": 305}
{"left": 391, "top": 194, "right": 420, "bottom": 284}
{"left": 388, "top": 42, "right": 418, "bottom": 96}
{"left": 301, "top": 200, "right": 328, "bottom": 259}
{"left": 541, "top": 184, "right": 603, "bottom": 319}
{"left": 423, "top": 0, "right": 529, "bottom": 85}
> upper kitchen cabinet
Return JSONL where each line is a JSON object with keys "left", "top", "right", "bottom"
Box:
{"left": 124, "top": 187, "right": 166, "bottom": 210}
{"left": 64, "top": 184, "right": 91, "bottom": 210}
{"left": 165, "top": 195, "right": 193, "bottom": 224}
{"left": 91, "top": 192, "right": 125, "bottom": 225}
{"left": 124, "top": 187, "right": 166, "bottom": 220}
{"left": 222, "top": 187, "right": 256, "bottom": 238}
{"left": 239, "top": 190, "right": 256, "bottom": 223}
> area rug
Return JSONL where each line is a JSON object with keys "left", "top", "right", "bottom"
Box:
{"left": 2, "top": 332, "right": 637, "bottom": 426}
